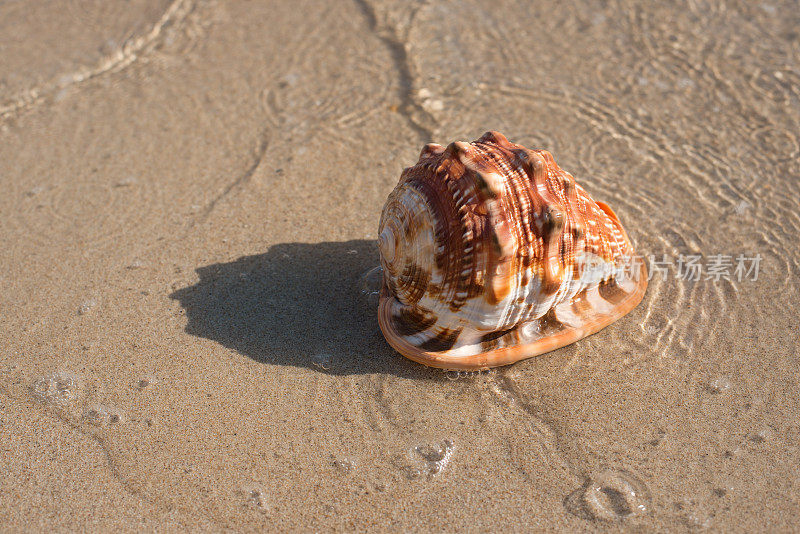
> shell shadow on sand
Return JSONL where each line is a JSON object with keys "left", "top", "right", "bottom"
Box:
{"left": 169, "top": 240, "right": 435, "bottom": 378}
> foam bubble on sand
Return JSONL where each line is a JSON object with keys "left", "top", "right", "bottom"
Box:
{"left": 445, "top": 369, "right": 492, "bottom": 381}
{"left": 312, "top": 353, "right": 332, "bottom": 371}
{"left": 30, "top": 372, "right": 84, "bottom": 406}
{"left": 705, "top": 377, "right": 732, "bottom": 394}
{"left": 565, "top": 470, "right": 650, "bottom": 521}
{"left": 390, "top": 439, "right": 456, "bottom": 480}
{"left": 358, "top": 266, "right": 383, "bottom": 309}
{"left": 331, "top": 456, "right": 356, "bottom": 474}
{"left": 77, "top": 299, "right": 97, "bottom": 315}
{"left": 240, "top": 484, "right": 270, "bottom": 514}
{"left": 414, "top": 439, "right": 455, "bottom": 476}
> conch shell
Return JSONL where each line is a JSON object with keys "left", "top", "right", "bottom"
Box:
{"left": 377, "top": 131, "right": 647, "bottom": 369}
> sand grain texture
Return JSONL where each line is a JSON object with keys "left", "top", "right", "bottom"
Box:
{"left": 1, "top": 0, "right": 799, "bottom": 531}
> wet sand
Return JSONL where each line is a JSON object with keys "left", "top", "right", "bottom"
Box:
{"left": 1, "top": 0, "right": 799, "bottom": 531}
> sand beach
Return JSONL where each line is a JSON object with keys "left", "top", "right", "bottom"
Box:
{"left": 1, "top": 0, "right": 799, "bottom": 531}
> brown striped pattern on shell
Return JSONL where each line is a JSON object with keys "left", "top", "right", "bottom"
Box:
{"left": 377, "top": 131, "right": 647, "bottom": 369}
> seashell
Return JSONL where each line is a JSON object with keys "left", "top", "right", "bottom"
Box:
{"left": 377, "top": 131, "right": 647, "bottom": 369}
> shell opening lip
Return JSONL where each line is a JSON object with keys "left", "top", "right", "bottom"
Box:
{"left": 378, "top": 263, "right": 649, "bottom": 370}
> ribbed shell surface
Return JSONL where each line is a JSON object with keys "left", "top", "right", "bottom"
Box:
{"left": 377, "top": 131, "right": 647, "bottom": 369}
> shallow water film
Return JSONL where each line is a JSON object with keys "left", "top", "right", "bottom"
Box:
{"left": 1, "top": 0, "right": 798, "bottom": 530}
